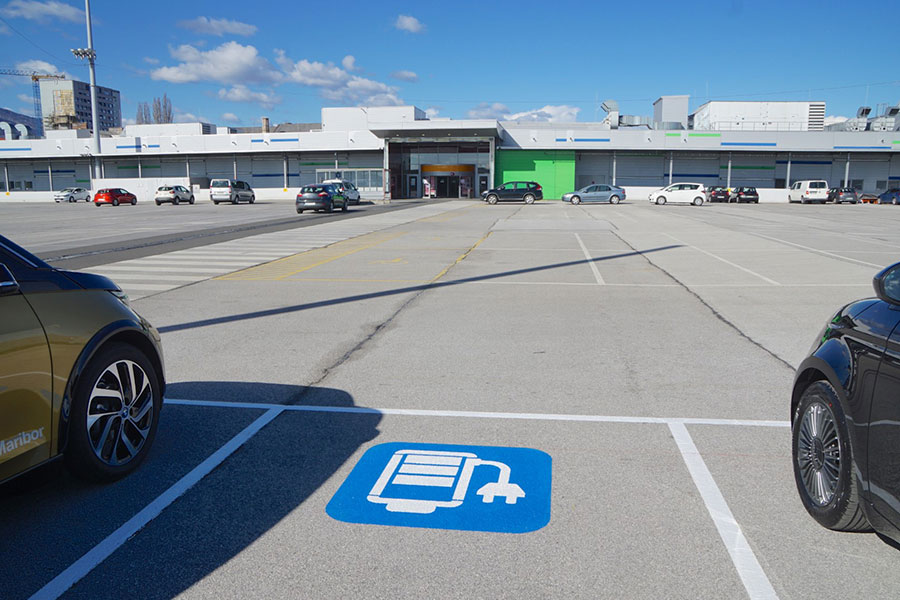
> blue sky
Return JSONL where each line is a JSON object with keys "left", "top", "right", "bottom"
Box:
{"left": 1, "top": 0, "right": 899, "bottom": 127}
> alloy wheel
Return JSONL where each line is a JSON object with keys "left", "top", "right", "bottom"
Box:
{"left": 796, "top": 401, "right": 841, "bottom": 506}
{"left": 86, "top": 359, "right": 155, "bottom": 467}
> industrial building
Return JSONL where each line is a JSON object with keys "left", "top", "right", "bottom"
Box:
{"left": 1, "top": 98, "right": 898, "bottom": 202}
{"left": 38, "top": 78, "right": 121, "bottom": 132}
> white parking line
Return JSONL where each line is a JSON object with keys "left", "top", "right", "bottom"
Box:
{"left": 575, "top": 233, "right": 605, "bottom": 285}
{"left": 29, "top": 407, "right": 283, "bottom": 600}
{"left": 664, "top": 234, "right": 781, "bottom": 285}
{"left": 669, "top": 422, "right": 779, "bottom": 600}
{"left": 750, "top": 233, "right": 884, "bottom": 269}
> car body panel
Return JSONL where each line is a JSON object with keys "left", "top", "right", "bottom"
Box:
{"left": 562, "top": 184, "right": 626, "bottom": 204}
{"left": 729, "top": 187, "right": 759, "bottom": 203}
{"left": 788, "top": 180, "right": 829, "bottom": 203}
{"left": 94, "top": 188, "right": 136, "bottom": 206}
{"left": 155, "top": 185, "right": 193, "bottom": 204}
{"left": 866, "top": 319, "right": 900, "bottom": 529}
{"left": 648, "top": 182, "right": 707, "bottom": 204}
{"left": 482, "top": 181, "right": 543, "bottom": 203}
{"left": 707, "top": 187, "right": 730, "bottom": 202}
{"left": 878, "top": 189, "right": 900, "bottom": 205}
{"left": 296, "top": 184, "right": 347, "bottom": 212}
{"left": 53, "top": 188, "right": 91, "bottom": 203}
{"left": 210, "top": 179, "right": 254, "bottom": 203}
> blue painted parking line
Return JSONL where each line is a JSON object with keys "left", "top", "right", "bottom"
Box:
{"left": 327, "top": 442, "right": 552, "bottom": 533}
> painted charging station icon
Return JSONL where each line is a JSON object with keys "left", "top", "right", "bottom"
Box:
{"left": 326, "top": 442, "right": 552, "bottom": 533}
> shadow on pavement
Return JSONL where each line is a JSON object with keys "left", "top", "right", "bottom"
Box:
{"left": 1, "top": 381, "right": 380, "bottom": 599}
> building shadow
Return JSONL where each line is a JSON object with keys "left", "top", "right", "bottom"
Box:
{"left": 0, "top": 382, "right": 380, "bottom": 600}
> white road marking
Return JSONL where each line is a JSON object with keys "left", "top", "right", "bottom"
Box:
{"left": 163, "top": 398, "right": 790, "bottom": 427}
{"left": 750, "top": 233, "right": 884, "bottom": 269}
{"left": 575, "top": 233, "right": 605, "bottom": 285}
{"left": 664, "top": 234, "right": 781, "bottom": 285}
{"left": 668, "top": 422, "right": 779, "bottom": 600}
{"left": 28, "top": 407, "right": 283, "bottom": 600}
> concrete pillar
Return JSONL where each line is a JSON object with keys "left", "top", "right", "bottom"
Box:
{"left": 844, "top": 153, "right": 850, "bottom": 187}
{"left": 100, "top": 159, "right": 105, "bottom": 178}
{"left": 48, "top": 162, "right": 53, "bottom": 192}
{"left": 612, "top": 151, "right": 617, "bottom": 186}
{"left": 3, "top": 162, "right": 8, "bottom": 193}
{"left": 137, "top": 157, "right": 142, "bottom": 178}
{"left": 726, "top": 153, "right": 732, "bottom": 188}
{"left": 668, "top": 152, "right": 673, "bottom": 185}
{"left": 785, "top": 153, "right": 792, "bottom": 188}
{"left": 233, "top": 154, "right": 237, "bottom": 179}
{"left": 283, "top": 153, "right": 288, "bottom": 190}
{"left": 489, "top": 137, "right": 496, "bottom": 189}
{"left": 185, "top": 157, "right": 190, "bottom": 178}
{"left": 383, "top": 140, "right": 390, "bottom": 203}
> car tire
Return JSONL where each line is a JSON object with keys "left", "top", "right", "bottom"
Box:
{"left": 213, "top": 201, "right": 219, "bottom": 205}
{"left": 155, "top": 200, "right": 161, "bottom": 206}
{"left": 297, "top": 209, "right": 303, "bottom": 214}
{"left": 524, "top": 194, "right": 535, "bottom": 204}
{"left": 893, "top": 197, "right": 898, "bottom": 205}
{"left": 571, "top": 196, "right": 581, "bottom": 205}
{"left": 792, "top": 380, "right": 871, "bottom": 532}
{"left": 249, "top": 195, "right": 255, "bottom": 204}
{"left": 189, "top": 195, "right": 195, "bottom": 205}
{"left": 486, "top": 194, "right": 499, "bottom": 205}
{"left": 656, "top": 196, "right": 666, "bottom": 205}
{"left": 132, "top": 198, "right": 137, "bottom": 205}
{"left": 64, "top": 342, "right": 162, "bottom": 482}
{"left": 112, "top": 198, "right": 119, "bottom": 206}
{"left": 67, "top": 196, "right": 74, "bottom": 203}
{"left": 94, "top": 202, "right": 101, "bottom": 207}
{"left": 692, "top": 196, "right": 704, "bottom": 206}
{"left": 173, "top": 197, "right": 179, "bottom": 205}
{"left": 342, "top": 201, "right": 348, "bottom": 212}
{"left": 232, "top": 196, "right": 238, "bottom": 205}
{"left": 327, "top": 201, "right": 334, "bottom": 213}
{"left": 610, "top": 195, "right": 620, "bottom": 205}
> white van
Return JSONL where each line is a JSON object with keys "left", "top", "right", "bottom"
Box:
{"left": 788, "top": 180, "right": 829, "bottom": 204}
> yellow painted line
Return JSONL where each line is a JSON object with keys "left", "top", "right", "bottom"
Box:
{"left": 430, "top": 231, "right": 491, "bottom": 283}
{"left": 217, "top": 231, "right": 406, "bottom": 281}
{"left": 370, "top": 257, "right": 408, "bottom": 264}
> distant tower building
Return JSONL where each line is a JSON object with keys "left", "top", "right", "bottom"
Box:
{"left": 38, "top": 79, "right": 121, "bottom": 132}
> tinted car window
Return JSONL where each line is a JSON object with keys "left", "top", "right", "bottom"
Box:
{"left": 810, "top": 182, "right": 826, "bottom": 188}
{"left": 301, "top": 185, "right": 328, "bottom": 193}
{"left": 211, "top": 180, "right": 230, "bottom": 188}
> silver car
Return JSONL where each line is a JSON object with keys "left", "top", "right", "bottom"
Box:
{"left": 562, "top": 184, "right": 626, "bottom": 205}
{"left": 53, "top": 187, "right": 91, "bottom": 203}
{"left": 154, "top": 185, "right": 194, "bottom": 205}
{"left": 209, "top": 179, "right": 255, "bottom": 205}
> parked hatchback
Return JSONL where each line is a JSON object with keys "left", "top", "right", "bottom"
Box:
{"left": 562, "top": 184, "right": 626, "bottom": 205}
{"left": 94, "top": 188, "right": 136, "bottom": 206}
{"left": 729, "top": 187, "right": 759, "bottom": 203}
{"left": 323, "top": 179, "right": 361, "bottom": 205}
{"left": 296, "top": 184, "right": 348, "bottom": 213}
{"left": 827, "top": 187, "right": 858, "bottom": 204}
{"left": 878, "top": 188, "right": 900, "bottom": 205}
{"left": 482, "top": 181, "right": 543, "bottom": 204}
{"left": 649, "top": 183, "right": 706, "bottom": 206}
{"left": 155, "top": 185, "right": 194, "bottom": 206}
{"left": 707, "top": 186, "right": 730, "bottom": 203}
{"left": 210, "top": 179, "right": 255, "bottom": 205}
{"left": 54, "top": 187, "right": 91, "bottom": 203}
{"left": 0, "top": 234, "right": 165, "bottom": 484}
{"left": 791, "top": 261, "right": 900, "bottom": 543}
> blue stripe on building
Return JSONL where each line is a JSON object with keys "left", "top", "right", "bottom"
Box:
{"left": 833, "top": 146, "right": 891, "bottom": 150}
{"left": 33, "top": 169, "right": 76, "bottom": 174}
{"left": 721, "top": 142, "right": 777, "bottom": 147}
{"left": 250, "top": 138, "right": 300, "bottom": 143}
{"left": 573, "top": 138, "right": 610, "bottom": 142}
{"left": 775, "top": 160, "right": 832, "bottom": 165}
{"left": 890, "top": 176, "right": 900, "bottom": 180}
{"left": 0, "top": 147, "right": 31, "bottom": 151}
{"left": 147, "top": 144, "right": 160, "bottom": 148}
{"left": 554, "top": 138, "right": 567, "bottom": 142}
{"left": 116, "top": 144, "right": 140, "bottom": 149}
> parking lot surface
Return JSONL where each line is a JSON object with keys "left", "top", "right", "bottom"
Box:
{"left": 3, "top": 200, "right": 900, "bottom": 599}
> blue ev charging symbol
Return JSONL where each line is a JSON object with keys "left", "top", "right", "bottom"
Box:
{"left": 326, "top": 442, "right": 552, "bottom": 533}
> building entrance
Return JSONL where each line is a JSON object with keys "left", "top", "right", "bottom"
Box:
{"left": 387, "top": 141, "right": 492, "bottom": 199}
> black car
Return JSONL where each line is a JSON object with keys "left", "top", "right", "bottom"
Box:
{"left": 482, "top": 181, "right": 543, "bottom": 204}
{"left": 707, "top": 186, "right": 730, "bottom": 202}
{"left": 791, "top": 261, "right": 900, "bottom": 542}
{"left": 827, "top": 187, "right": 859, "bottom": 204}
{"left": 296, "top": 184, "right": 348, "bottom": 214}
{"left": 729, "top": 187, "right": 759, "bottom": 203}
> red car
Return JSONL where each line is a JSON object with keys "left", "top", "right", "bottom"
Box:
{"left": 94, "top": 188, "right": 137, "bottom": 206}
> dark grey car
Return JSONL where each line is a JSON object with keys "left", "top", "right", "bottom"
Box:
{"left": 562, "top": 184, "right": 626, "bottom": 205}
{"left": 296, "top": 184, "right": 348, "bottom": 213}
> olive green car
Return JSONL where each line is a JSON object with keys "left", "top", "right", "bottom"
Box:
{"left": 0, "top": 234, "right": 165, "bottom": 484}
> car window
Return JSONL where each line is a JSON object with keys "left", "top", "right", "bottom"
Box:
{"left": 211, "top": 180, "right": 230, "bottom": 188}
{"left": 159, "top": 186, "right": 172, "bottom": 191}
{"left": 811, "top": 182, "right": 826, "bottom": 189}
{"left": 597, "top": 185, "right": 610, "bottom": 192}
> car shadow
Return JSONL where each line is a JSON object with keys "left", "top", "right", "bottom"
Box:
{"left": 0, "top": 381, "right": 380, "bottom": 599}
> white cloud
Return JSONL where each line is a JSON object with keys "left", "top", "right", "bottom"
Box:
{"left": 466, "top": 102, "right": 580, "bottom": 122}
{"left": 1, "top": 0, "right": 83, "bottom": 23}
{"left": 425, "top": 106, "right": 440, "bottom": 118}
{"left": 122, "top": 117, "right": 137, "bottom": 126}
{"left": 467, "top": 102, "right": 510, "bottom": 119}
{"left": 505, "top": 105, "right": 580, "bottom": 122}
{"left": 391, "top": 70, "right": 418, "bottom": 82}
{"left": 824, "top": 115, "right": 849, "bottom": 126}
{"left": 177, "top": 16, "right": 257, "bottom": 36}
{"left": 14, "top": 59, "right": 71, "bottom": 79}
{"left": 395, "top": 14, "right": 424, "bottom": 33}
{"left": 173, "top": 108, "right": 211, "bottom": 123}
{"left": 217, "top": 84, "right": 281, "bottom": 108}
{"left": 341, "top": 55, "right": 361, "bottom": 72}
{"left": 143, "top": 57, "right": 160, "bottom": 65}
{"left": 221, "top": 112, "right": 240, "bottom": 123}
{"left": 151, "top": 42, "right": 281, "bottom": 84}
{"left": 276, "top": 50, "right": 403, "bottom": 106}
{"left": 16, "top": 93, "right": 31, "bottom": 103}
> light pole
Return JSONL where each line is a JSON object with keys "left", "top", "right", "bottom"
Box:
{"left": 71, "top": 0, "right": 101, "bottom": 180}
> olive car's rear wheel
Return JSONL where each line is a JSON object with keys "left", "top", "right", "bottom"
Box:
{"left": 656, "top": 196, "right": 666, "bottom": 205}
{"left": 487, "top": 194, "right": 498, "bottom": 205}
{"left": 524, "top": 194, "right": 535, "bottom": 204}
{"left": 65, "top": 343, "right": 162, "bottom": 482}
{"left": 792, "top": 380, "right": 870, "bottom": 531}
{"left": 571, "top": 196, "right": 581, "bottom": 205}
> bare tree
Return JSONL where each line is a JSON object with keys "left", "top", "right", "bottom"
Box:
{"left": 152, "top": 97, "right": 162, "bottom": 124}
{"left": 150, "top": 94, "right": 173, "bottom": 124}
{"left": 136, "top": 102, "right": 151, "bottom": 124}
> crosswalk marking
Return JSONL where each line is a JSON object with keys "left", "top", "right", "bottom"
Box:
{"left": 84, "top": 202, "right": 473, "bottom": 300}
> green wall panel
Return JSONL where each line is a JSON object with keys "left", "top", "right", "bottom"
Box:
{"left": 495, "top": 150, "right": 575, "bottom": 200}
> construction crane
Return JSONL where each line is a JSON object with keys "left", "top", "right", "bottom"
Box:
{"left": 0, "top": 69, "right": 66, "bottom": 123}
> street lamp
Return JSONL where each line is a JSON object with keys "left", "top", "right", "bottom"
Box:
{"left": 70, "top": 0, "right": 101, "bottom": 180}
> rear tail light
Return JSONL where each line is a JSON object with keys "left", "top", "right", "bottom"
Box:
{"left": 318, "top": 192, "right": 328, "bottom": 197}
{"left": 536, "top": 185, "right": 542, "bottom": 191}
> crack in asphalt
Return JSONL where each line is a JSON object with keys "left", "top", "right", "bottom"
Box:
{"left": 610, "top": 229, "right": 796, "bottom": 373}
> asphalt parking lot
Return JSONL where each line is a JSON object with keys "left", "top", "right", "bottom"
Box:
{"left": 3, "top": 199, "right": 900, "bottom": 599}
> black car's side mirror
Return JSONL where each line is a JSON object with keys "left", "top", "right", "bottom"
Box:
{"left": 873, "top": 262, "right": 900, "bottom": 305}
{"left": 0, "top": 264, "right": 20, "bottom": 296}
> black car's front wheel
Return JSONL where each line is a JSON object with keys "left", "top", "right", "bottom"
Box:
{"left": 486, "top": 194, "right": 498, "bottom": 205}
{"left": 792, "top": 380, "right": 870, "bottom": 531}
{"left": 65, "top": 343, "right": 162, "bottom": 482}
